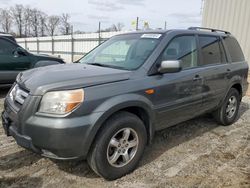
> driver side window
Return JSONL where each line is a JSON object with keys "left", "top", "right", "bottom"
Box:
{"left": 161, "top": 35, "right": 198, "bottom": 69}
{"left": 0, "top": 38, "right": 17, "bottom": 55}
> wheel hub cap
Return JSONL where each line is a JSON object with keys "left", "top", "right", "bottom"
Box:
{"left": 226, "top": 96, "right": 237, "bottom": 119}
{"left": 107, "top": 128, "right": 139, "bottom": 168}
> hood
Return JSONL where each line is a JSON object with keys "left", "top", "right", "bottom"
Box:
{"left": 17, "top": 64, "right": 131, "bottom": 95}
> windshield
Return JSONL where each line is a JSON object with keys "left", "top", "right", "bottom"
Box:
{"left": 78, "top": 34, "right": 161, "bottom": 70}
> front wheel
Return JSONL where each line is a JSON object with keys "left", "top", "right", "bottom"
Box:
{"left": 87, "top": 111, "right": 147, "bottom": 180}
{"left": 213, "top": 88, "right": 241, "bottom": 126}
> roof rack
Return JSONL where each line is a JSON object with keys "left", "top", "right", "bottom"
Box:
{"left": 188, "top": 27, "right": 231, "bottom": 34}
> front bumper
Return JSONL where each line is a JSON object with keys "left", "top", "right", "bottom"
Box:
{"left": 2, "top": 112, "right": 41, "bottom": 154}
{"left": 2, "top": 97, "right": 101, "bottom": 160}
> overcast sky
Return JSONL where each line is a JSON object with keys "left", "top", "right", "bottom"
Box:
{"left": 0, "top": 0, "right": 202, "bottom": 32}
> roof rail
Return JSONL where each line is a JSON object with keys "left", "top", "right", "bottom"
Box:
{"left": 188, "top": 27, "right": 231, "bottom": 34}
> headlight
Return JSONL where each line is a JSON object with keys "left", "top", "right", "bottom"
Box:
{"left": 38, "top": 89, "right": 84, "bottom": 115}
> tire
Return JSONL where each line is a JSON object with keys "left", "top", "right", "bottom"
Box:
{"left": 87, "top": 111, "right": 147, "bottom": 180}
{"left": 213, "top": 88, "right": 241, "bottom": 126}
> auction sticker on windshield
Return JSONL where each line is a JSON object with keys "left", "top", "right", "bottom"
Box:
{"left": 141, "top": 34, "right": 162, "bottom": 39}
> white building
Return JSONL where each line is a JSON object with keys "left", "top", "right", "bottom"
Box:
{"left": 202, "top": 0, "right": 250, "bottom": 65}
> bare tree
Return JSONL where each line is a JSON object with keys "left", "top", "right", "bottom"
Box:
{"left": 60, "top": 13, "right": 71, "bottom": 35}
{"left": 11, "top": 4, "right": 25, "bottom": 37}
{"left": 46, "top": 15, "right": 60, "bottom": 36}
{"left": 0, "top": 9, "right": 13, "bottom": 33}
{"left": 30, "top": 9, "right": 40, "bottom": 37}
{"left": 24, "top": 6, "right": 32, "bottom": 37}
{"left": 115, "top": 22, "right": 124, "bottom": 31}
{"left": 3, "top": 4, "right": 78, "bottom": 37}
{"left": 105, "top": 22, "right": 124, "bottom": 32}
{"left": 39, "top": 12, "right": 47, "bottom": 36}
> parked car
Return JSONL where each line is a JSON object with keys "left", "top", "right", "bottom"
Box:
{"left": 0, "top": 32, "right": 17, "bottom": 43}
{"left": 1, "top": 27, "right": 248, "bottom": 180}
{"left": 0, "top": 33, "right": 65, "bottom": 87}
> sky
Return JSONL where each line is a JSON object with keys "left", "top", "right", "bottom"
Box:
{"left": 0, "top": 0, "right": 203, "bottom": 32}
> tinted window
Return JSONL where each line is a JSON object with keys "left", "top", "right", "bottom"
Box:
{"left": 223, "top": 37, "right": 245, "bottom": 62}
{"left": 161, "top": 35, "right": 198, "bottom": 69}
{"left": 199, "top": 36, "right": 226, "bottom": 65}
{"left": 0, "top": 38, "right": 16, "bottom": 55}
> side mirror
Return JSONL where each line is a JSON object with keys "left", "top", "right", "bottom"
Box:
{"left": 158, "top": 60, "right": 182, "bottom": 74}
{"left": 14, "top": 47, "right": 27, "bottom": 57}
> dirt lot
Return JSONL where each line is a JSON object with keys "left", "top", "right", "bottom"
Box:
{"left": 0, "top": 88, "right": 249, "bottom": 188}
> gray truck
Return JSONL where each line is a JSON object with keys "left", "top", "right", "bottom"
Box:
{"left": 1, "top": 27, "right": 248, "bottom": 180}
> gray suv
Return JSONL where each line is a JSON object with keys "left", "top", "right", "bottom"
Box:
{"left": 1, "top": 27, "right": 249, "bottom": 180}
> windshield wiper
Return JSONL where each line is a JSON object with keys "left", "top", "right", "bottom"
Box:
{"left": 88, "top": 63, "right": 107, "bottom": 67}
{"left": 88, "top": 63, "right": 127, "bottom": 70}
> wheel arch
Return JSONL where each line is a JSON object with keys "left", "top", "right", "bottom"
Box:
{"left": 231, "top": 83, "right": 242, "bottom": 100}
{"left": 85, "top": 94, "right": 155, "bottom": 157}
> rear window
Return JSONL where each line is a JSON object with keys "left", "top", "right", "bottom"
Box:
{"left": 199, "top": 36, "right": 226, "bottom": 65}
{"left": 223, "top": 37, "right": 245, "bottom": 62}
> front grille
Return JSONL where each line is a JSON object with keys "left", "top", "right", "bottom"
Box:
{"left": 9, "top": 84, "right": 29, "bottom": 106}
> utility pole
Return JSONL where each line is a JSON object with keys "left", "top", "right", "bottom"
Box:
{"left": 71, "top": 25, "right": 74, "bottom": 62}
{"left": 98, "top": 21, "right": 101, "bottom": 44}
{"left": 164, "top": 21, "right": 167, "bottom": 30}
{"left": 136, "top": 17, "right": 139, "bottom": 31}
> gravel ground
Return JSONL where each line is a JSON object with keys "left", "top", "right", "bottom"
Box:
{"left": 0, "top": 88, "right": 249, "bottom": 188}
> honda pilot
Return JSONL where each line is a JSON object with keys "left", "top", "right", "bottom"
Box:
{"left": 1, "top": 27, "right": 248, "bottom": 180}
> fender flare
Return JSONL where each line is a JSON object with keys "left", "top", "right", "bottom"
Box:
{"left": 84, "top": 94, "right": 156, "bottom": 153}
{"left": 219, "top": 76, "right": 243, "bottom": 106}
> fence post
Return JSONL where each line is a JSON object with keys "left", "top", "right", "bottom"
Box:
{"left": 25, "top": 39, "right": 27, "bottom": 50}
{"left": 37, "top": 37, "right": 39, "bottom": 54}
{"left": 71, "top": 34, "right": 74, "bottom": 62}
{"left": 51, "top": 36, "right": 54, "bottom": 55}
{"left": 98, "top": 21, "right": 101, "bottom": 45}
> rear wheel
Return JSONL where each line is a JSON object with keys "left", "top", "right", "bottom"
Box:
{"left": 87, "top": 111, "right": 147, "bottom": 180}
{"left": 213, "top": 88, "right": 241, "bottom": 126}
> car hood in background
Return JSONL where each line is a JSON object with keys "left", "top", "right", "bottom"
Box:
{"left": 17, "top": 64, "right": 131, "bottom": 95}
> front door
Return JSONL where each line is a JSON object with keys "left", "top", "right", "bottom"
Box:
{"left": 152, "top": 35, "right": 204, "bottom": 130}
{"left": 0, "top": 38, "right": 31, "bottom": 84}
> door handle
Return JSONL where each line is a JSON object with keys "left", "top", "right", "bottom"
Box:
{"left": 226, "top": 68, "right": 231, "bottom": 77}
{"left": 193, "top": 75, "right": 202, "bottom": 81}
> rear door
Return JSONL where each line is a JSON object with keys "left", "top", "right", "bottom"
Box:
{"left": 152, "top": 35, "right": 204, "bottom": 130}
{"left": 0, "top": 38, "right": 31, "bottom": 84}
{"left": 198, "top": 35, "right": 230, "bottom": 111}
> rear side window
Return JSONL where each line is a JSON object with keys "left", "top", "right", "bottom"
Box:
{"left": 199, "top": 36, "right": 226, "bottom": 66}
{"left": 0, "top": 38, "right": 17, "bottom": 55}
{"left": 223, "top": 37, "right": 245, "bottom": 62}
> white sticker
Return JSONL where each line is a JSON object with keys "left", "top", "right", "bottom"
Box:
{"left": 141, "top": 34, "right": 162, "bottom": 39}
